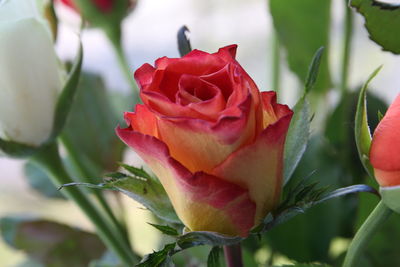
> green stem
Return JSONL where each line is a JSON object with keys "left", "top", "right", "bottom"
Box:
{"left": 60, "top": 136, "right": 132, "bottom": 252}
{"left": 223, "top": 243, "right": 243, "bottom": 267}
{"left": 31, "top": 143, "right": 136, "bottom": 266}
{"left": 106, "top": 27, "right": 140, "bottom": 102}
{"left": 272, "top": 31, "right": 281, "bottom": 97}
{"left": 340, "top": 0, "right": 353, "bottom": 93}
{"left": 343, "top": 201, "right": 392, "bottom": 267}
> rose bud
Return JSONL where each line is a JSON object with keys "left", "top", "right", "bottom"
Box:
{"left": 117, "top": 45, "right": 293, "bottom": 237}
{"left": 57, "top": 0, "right": 137, "bottom": 31}
{"left": 0, "top": 0, "right": 62, "bottom": 147}
{"left": 370, "top": 94, "right": 400, "bottom": 212}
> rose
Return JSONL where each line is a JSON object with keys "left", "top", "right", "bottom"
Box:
{"left": 370, "top": 94, "right": 400, "bottom": 212}
{"left": 117, "top": 45, "right": 293, "bottom": 236}
{"left": 0, "top": 0, "right": 62, "bottom": 147}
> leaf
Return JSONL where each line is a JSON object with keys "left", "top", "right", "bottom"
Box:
{"left": 354, "top": 66, "right": 382, "bottom": 178}
{"left": 49, "top": 42, "right": 83, "bottom": 141}
{"left": 264, "top": 136, "right": 379, "bottom": 262}
{"left": 207, "top": 246, "right": 221, "bottom": 267}
{"left": 177, "top": 25, "right": 192, "bottom": 57}
{"left": 61, "top": 72, "right": 126, "bottom": 179}
{"left": 119, "top": 163, "right": 152, "bottom": 180}
{"left": 177, "top": 231, "right": 242, "bottom": 249}
{"left": 304, "top": 47, "right": 325, "bottom": 93}
{"left": 136, "top": 243, "right": 176, "bottom": 267}
{"left": 24, "top": 160, "right": 65, "bottom": 199}
{"left": 62, "top": 172, "right": 181, "bottom": 224}
{"left": 148, "top": 223, "right": 179, "bottom": 236}
{"left": 0, "top": 217, "right": 106, "bottom": 266}
{"left": 269, "top": 0, "right": 332, "bottom": 92}
{"left": 283, "top": 96, "right": 311, "bottom": 185}
{"left": 316, "top": 184, "right": 379, "bottom": 204}
{"left": 350, "top": 0, "right": 400, "bottom": 54}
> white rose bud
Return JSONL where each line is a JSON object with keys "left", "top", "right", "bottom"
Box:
{"left": 0, "top": 0, "right": 63, "bottom": 147}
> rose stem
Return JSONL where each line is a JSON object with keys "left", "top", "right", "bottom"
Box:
{"left": 60, "top": 136, "right": 133, "bottom": 254}
{"left": 223, "top": 243, "right": 244, "bottom": 267}
{"left": 106, "top": 27, "right": 140, "bottom": 102}
{"left": 31, "top": 143, "right": 137, "bottom": 266}
{"left": 340, "top": 0, "right": 354, "bottom": 94}
{"left": 342, "top": 201, "right": 392, "bottom": 267}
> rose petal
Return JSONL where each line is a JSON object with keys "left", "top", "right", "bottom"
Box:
{"left": 176, "top": 74, "right": 226, "bottom": 119}
{"left": 212, "top": 93, "right": 293, "bottom": 223}
{"left": 373, "top": 169, "right": 400, "bottom": 187}
{"left": 124, "top": 104, "right": 158, "bottom": 137}
{"left": 370, "top": 94, "right": 400, "bottom": 171}
{"left": 155, "top": 91, "right": 259, "bottom": 173}
{"left": 116, "top": 127, "right": 256, "bottom": 236}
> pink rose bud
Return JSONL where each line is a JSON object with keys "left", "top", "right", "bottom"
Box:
{"left": 370, "top": 94, "right": 400, "bottom": 212}
{"left": 117, "top": 45, "right": 293, "bottom": 236}
{"left": 370, "top": 94, "right": 400, "bottom": 187}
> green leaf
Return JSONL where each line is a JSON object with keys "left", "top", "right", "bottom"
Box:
{"left": 119, "top": 163, "right": 152, "bottom": 180}
{"left": 49, "top": 42, "right": 83, "bottom": 141}
{"left": 61, "top": 72, "right": 126, "bottom": 179}
{"left": 304, "top": 47, "right": 325, "bottom": 93}
{"left": 354, "top": 66, "right": 382, "bottom": 178}
{"left": 207, "top": 246, "right": 221, "bottom": 267}
{"left": 266, "top": 136, "right": 378, "bottom": 262}
{"left": 0, "top": 217, "right": 106, "bottom": 266}
{"left": 24, "top": 160, "right": 65, "bottom": 199}
{"left": 177, "top": 231, "right": 242, "bottom": 249}
{"left": 136, "top": 243, "right": 176, "bottom": 267}
{"left": 177, "top": 25, "right": 192, "bottom": 57}
{"left": 62, "top": 172, "right": 181, "bottom": 224}
{"left": 283, "top": 96, "right": 311, "bottom": 185}
{"left": 350, "top": 0, "right": 400, "bottom": 54}
{"left": 148, "top": 223, "right": 179, "bottom": 236}
{"left": 269, "top": 0, "right": 331, "bottom": 92}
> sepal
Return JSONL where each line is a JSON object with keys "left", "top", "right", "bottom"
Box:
{"left": 380, "top": 185, "right": 400, "bottom": 213}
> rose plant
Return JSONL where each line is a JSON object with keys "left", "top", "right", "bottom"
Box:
{"left": 117, "top": 45, "right": 293, "bottom": 237}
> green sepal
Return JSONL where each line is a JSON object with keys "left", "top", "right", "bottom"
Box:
{"left": 354, "top": 66, "right": 382, "bottom": 178}
{"left": 147, "top": 223, "right": 179, "bottom": 236}
{"left": 0, "top": 138, "right": 37, "bottom": 158}
{"left": 73, "top": 0, "right": 129, "bottom": 44}
{"left": 177, "top": 25, "right": 192, "bottom": 57}
{"left": 284, "top": 47, "right": 324, "bottom": 184}
{"left": 380, "top": 185, "right": 400, "bottom": 213}
{"left": 48, "top": 42, "right": 83, "bottom": 142}
{"left": 136, "top": 243, "right": 176, "bottom": 267}
{"left": 61, "top": 165, "right": 181, "bottom": 224}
